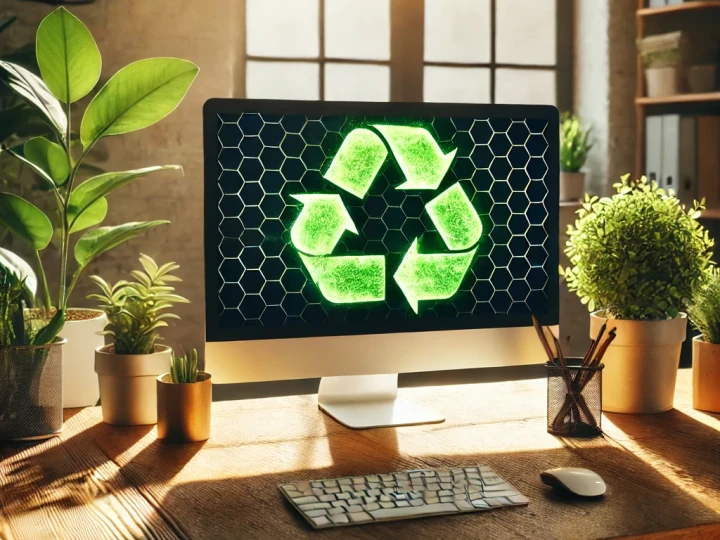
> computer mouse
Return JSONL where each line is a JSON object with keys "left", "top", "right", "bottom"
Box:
{"left": 540, "top": 467, "right": 606, "bottom": 497}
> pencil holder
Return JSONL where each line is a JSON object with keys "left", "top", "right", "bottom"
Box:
{"left": 546, "top": 358, "right": 603, "bottom": 437}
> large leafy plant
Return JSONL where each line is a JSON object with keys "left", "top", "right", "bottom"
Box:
{"left": 563, "top": 175, "right": 714, "bottom": 320}
{"left": 89, "top": 254, "right": 188, "bottom": 355}
{"left": 560, "top": 112, "right": 592, "bottom": 173}
{"left": 0, "top": 8, "right": 198, "bottom": 320}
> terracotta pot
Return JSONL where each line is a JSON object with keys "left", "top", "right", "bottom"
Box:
{"left": 560, "top": 171, "right": 585, "bottom": 202}
{"left": 645, "top": 66, "right": 678, "bottom": 98}
{"left": 95, "top": 344, "right": 171, "bottom": 425}
{"left": 692, "top": 336, "right": 720, "bottom": 413}
{"left": 157, "top": 372, "right": 212, "bottom": 443}
{"left": 590, "top": 311, "right": 686, "bottom": 414}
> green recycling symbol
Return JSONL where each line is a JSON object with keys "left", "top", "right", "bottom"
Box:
{"left": 290, "top": 125, "right": 482, "bottom": 314}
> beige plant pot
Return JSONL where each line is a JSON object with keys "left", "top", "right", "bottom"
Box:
{"left": 590, "top": 311, "right": 686, "bottom": 414}
{"left": 157, "top": 372, "right": 212, "bottom": 443}
{"left": 560, "top": 171, "right": 585, "bottom": 202}
{"left": 62, "top": 309, "right": 107, "bottom": 408}
{"left": 692, "top": 336, "right": 720, "bottom": 413}
{"left": 645, "top": 66, "right": 678, "bottom": 98}
{"left": 95, "top": 344, "right": 171, "bottom": 425}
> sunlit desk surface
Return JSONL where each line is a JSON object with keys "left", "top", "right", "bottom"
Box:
{"left": 1, "top": 369, "right": 719, "bottom": 539}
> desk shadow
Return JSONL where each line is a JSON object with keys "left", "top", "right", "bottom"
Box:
{"left": 156, "top": 440, "right": 720, "bottom": 540}
{"left": 1, "top": 422, "right": 153, "bottom": 514}
{"left": 120, "top": 438, "right": 205, "bottom": 487}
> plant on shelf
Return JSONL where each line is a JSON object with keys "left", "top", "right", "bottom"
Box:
{"left": 560, "top": 113, "right": 592, "bottom": 174}
{"left": 91, "top": 254, "right": 189, "bottom": 426}
{"left": 562, "top": 174, "right": 714, "bottom": 414}
{"left": 0, "top": 7, "right": 198, "bottom": 407}
{"left": 158, "top": 347, "right": 212, "bottom": 443}
{"left": 0, "top": 266, "right": 65, "bottom": 440}
{"left": 170, "top": 348, "right": 199, "bottom": 384}
{"left": 687, "top": 269, "right": 720, "bottom": 413}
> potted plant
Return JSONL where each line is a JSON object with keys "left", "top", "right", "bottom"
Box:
{"left": 90, "top": 255, "right": 189, "bottom": 426}
{"left": 157, "top": 348, "right": 212, "bottom": 443}
{"left": 0, "top": 7, "right": 198, "bottom": 408}
{"left": 687, "top": 269, "right": 720, "bottom": 413}
{"left": 560, "top": 112, "right": 592, "bottom": 202}
{"left": 638, "top": 32, "right": 684, "bottom": 98}
{"left": 563, "top": 175, "right": 714, "bottom": 414}
{"left": 0, "top": 266, "right": 65, "bottom": 440}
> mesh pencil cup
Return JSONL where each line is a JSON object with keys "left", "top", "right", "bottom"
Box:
{"left": 546, "top": 358, "right": 603, "bottom": 437}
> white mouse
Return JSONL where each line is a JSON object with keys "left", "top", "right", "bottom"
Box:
{"left": 541, "top": 467, "right": 606, "bottom": 497}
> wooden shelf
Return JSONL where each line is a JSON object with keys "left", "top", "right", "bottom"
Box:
{"left": 638, "top": 0, "right": 720, "bottom": 17}
{"left": 636, "top": 91, "right": 720, "bottom": 106}
{"left": 700, "top": 208, "right": 720, "bottom": 219}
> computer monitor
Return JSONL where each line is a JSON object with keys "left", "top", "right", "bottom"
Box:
{"left": 203, "top": 99, "right": 559, "bottom": 428}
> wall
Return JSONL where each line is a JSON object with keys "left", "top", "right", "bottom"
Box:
{"left": 1, "top": 0, "right": 240, "bottom": 353}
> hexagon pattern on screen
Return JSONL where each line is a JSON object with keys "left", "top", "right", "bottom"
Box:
{"left": 215, "top": 113, "right": 550, "bottom": 329}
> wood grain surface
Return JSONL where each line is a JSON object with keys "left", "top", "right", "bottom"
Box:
{"left": 1, "top": 369, "right": 719, "bottom": 539}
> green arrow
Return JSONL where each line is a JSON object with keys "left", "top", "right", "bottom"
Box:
{"left": 394, "top": 239, "right": 476, "bottom": 314}
{"left": 323, "top": 128, "right": 388, "bottom": 199}
{"left": 373, "top": 125, "right": 456, "bottom": 190}
{"left": 426, "top": 183, "right": 482, "bottom": 251}
{"left": 290, "top": 194, "right": 357, "bottom": 256}
{"left": 300, "top": 253, "right": 385, "bottom": 303}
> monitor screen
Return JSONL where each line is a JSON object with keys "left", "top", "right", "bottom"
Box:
{"left": 204, "top": 100, "right": 558, "bottom": 342}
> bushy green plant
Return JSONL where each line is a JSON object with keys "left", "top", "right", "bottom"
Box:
{"left": 0, "top": 7, "right": 198, "bottom": 317}
{"left": 89, "top": 254, "right": 189, "bottom": 355}
{"left": 563, "top": 175, "right": 714, "bottom": 320}
{"left": 560, "top": 113, "right": 592, "bottom": 173}
{"left": 170, "top": 348, "right": 199, "bottom": 383}
{"left": 687, "top": 268, "right": 720, "bottom": 344}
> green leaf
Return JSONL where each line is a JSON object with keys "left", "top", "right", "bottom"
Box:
{"left": 0, "top": 60, "right": 67, "bottom": 140}
{"left": 31, "top": 308, "right": 65, "bottom": 345}
{"left": 0, "top": 247, "right": 37, "bottom": 299}
{"left": 5, "top": 147, "right": 56, "bottom": 189}
{"left": 80, "top": 58, "right": 199, "bottom": 148}
{"left": 24, "top": 136, "right": 69, "bottom": 185}
{"left": 36, "top": 7, "right": 101, "bottom": 104}
{"left": 69, "top": 196, "right": 108, "bottom": 233}
{"left": 0, "top": 192, "right": 53, "bottom": 250}
{"left": 67, "top": 165, "right": 181, "bottom": 225}
{"left": 74, "top": 220, "right": 169, "bottom": 267}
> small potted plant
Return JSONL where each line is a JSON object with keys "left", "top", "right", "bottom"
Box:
{"left": 157, "top": 348, "right": 212, "bottom": 443}
{"left": 563, "top": 175, "right": 714, "bottom": 414}
{"left": 560, "top": 112, "right": 592, "bottom": 202}
{"left": 687, "top": 268, "right": 720, "bottom": 413}
{"left": 90, "top": 255, "right": 189, "bottom": 426}
{"left": 0, "top": 7, "right": 198, "bottom": 408}
{"left": 638, "top": 32, "right": 684, "bottom": 97}
{"left": 0, "top": 267, "right": 65, "bottom": 440}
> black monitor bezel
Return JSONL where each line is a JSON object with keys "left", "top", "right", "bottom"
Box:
{"left": 204, "top": 99, "right": 560, "bottom": 343}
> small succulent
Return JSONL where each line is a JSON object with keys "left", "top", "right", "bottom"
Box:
{"left": 170, "top": 348, "right": 199, "bottom": 383}
{"left": 89, "top": 254, "right": 189, "bottom": 355}
{"left": 560, "top": 112, "right": 592, "bottom": 173}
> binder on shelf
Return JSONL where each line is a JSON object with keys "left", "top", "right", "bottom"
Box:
{"left": 661, "top": 115, "right": 697, "bottom": 209}
{"left": 645, "top": 115, "right": 663, "bottom": 185}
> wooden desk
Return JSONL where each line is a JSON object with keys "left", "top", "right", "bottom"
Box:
{"left": 1, "top": 369, "right": 719, "bottom": 539}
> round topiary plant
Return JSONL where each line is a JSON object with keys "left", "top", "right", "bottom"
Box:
{"left": 563, "top": 175, "right": 714, "bottom": 320}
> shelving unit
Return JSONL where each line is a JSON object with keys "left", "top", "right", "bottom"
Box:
{"left": 635, "top": 0, "right": 720, "bottom": 213}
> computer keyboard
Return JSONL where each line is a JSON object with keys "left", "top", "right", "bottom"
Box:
{"left": 279, "top": 465, "right": 529, "bottom": 529}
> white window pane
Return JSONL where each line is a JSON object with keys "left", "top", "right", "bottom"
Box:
{"left": 424, "top": 66, "right": 490, "bottom": 104}
{"left": 495, "top": 69, "right": 555, "bottom": 105}
{"left": 246, "top": 61, "right": 319, "bottom": 100}
{"left": 424, "top": 0, "right": 490, "bottom": 63}
{"left": 246, "top": 0, "right": 319, "bottom": 58}
{"left": 325, "top": 63, "right": 389, "bottom": 102}
{"left": 325, "top": 0, "right": 390, "bottom": 60}
{"left": 496, "top": 0, "right": 556, "bottom": 65}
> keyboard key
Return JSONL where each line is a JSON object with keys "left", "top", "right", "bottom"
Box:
{"left": 293, "top": 496, "right": 318, "bottom": 505}
{"left": 363, "top": 503, "right": 380, "bottom": 511}
{"left": 347, "top": 505, "right": 363, "bottom": 514}
{"left": 313, "top": 503, "right": 331, "bottom": 509}
{"left": 396, "top": 500, "right": 410, "bottom": 507}
{"left": 456, "top": 500, "right": 473, "bottom": 511}
{"left": 440, "top": 496, "right": 454, "bottom": 503}
{"left": 439, "top": 490, "right": 453, "bottom": 497}
{"left": 311, "top": 516, "right": 330, "bottom": 527}
{"left": 295, "top": 482, "right": 310, "bottom": 492}
{"left": 484, "top": 482, "right": 512, "bottom": 492}
{"left": 338, "top": 478, "right": 352, "bottom": 485}
{"left": 320, "top": 494, "right": 336, "bottom": 502}
{"left": 306, "top": 509, "right": 328, "bottom": 518}
{"left": 472, "top": 499, "right": 490, "bottom": 509}
{"left": 298, "top": 503, "right": 315, "bottom": 511}
{"left": 332, "top": 501, "right": 347, "bottom": 508}
{"left": 328, "top": 507, "right": 346, "bottom": 516}
{"left": 330, "top": 514, "right": 349, "bottom": 524}
{"left": 370, "top": 502, "right": 459, "bottom": 520}
{"left": 312, "top": 488, "right": 324, "bottom": 496}
{"left": 349, "top": 511, "right": 373, "bottom": 523}
{"left": 380, "top": 501, "right": 395, "bottom": 509}
{"left": 410, "top": 498, "right": 424, "bottom": 507}
{"left": 326, "top": 487, "right": 340, "bottom": 494}
{"left": 509, "top": 495, "right": 529, "bottom": 505}
{"left": 486, "top": 497, "right": 509, "bottom": 507}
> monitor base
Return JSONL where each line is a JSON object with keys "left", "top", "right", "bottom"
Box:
{"left": 318, "top": 374, "right": 445, "bottom": 429}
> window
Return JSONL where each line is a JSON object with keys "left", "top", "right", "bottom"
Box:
{"left": 244, "top": 0, "right": 565, "bottom": 106}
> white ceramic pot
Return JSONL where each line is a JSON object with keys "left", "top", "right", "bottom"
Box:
{"left": 590, "top": 311, "right": 686, "bottom": 414}
{"left": 559, "top": 171, "right": 585, "bottom": 202}
{"left": 645, "top": 66, "right": 678, "bottom": 98}
{"left": 687, "top": 64, "right": 717, "bottom": 93}
{"left": 61, "top": 309, "right": 107, "bottom": 408}
{"left": 95, "top": 344, "right": 171, "bottom": 425}
{"left": 692, "top": 336, "right": 720, "bottom": 413}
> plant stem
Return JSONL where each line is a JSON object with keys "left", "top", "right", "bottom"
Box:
{"left": 64, "top": 268, "right": 84, "bottom": 306}
{"left": 34, "top": 250, "right": 52, "bottom": 310}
